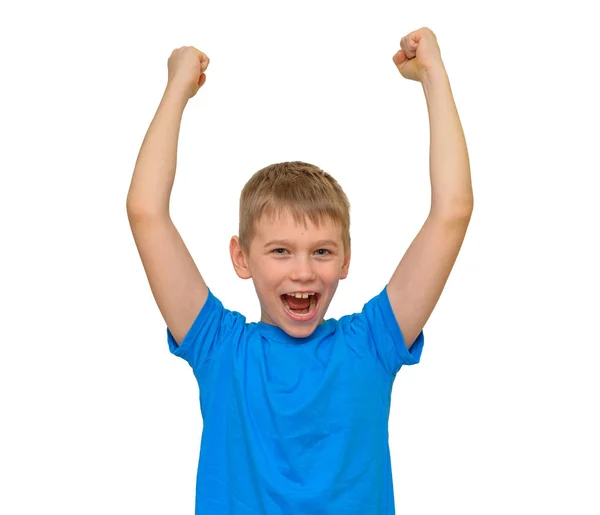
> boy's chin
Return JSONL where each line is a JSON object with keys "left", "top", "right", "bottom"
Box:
{"left": 281, "top": 321, "right": 321, "bottom": 339}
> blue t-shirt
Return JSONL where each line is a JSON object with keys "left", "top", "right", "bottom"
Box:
{"left": 167, "top": 286, "right": 424, "bottom": 514}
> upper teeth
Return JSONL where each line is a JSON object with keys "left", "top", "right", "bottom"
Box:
{"left": 287, "top": 292, "right": 315, "bottom": 299}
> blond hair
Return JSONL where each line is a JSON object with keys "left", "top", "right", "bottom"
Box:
{"left": 238, "top": 161, "right": 350, "bottom": 255}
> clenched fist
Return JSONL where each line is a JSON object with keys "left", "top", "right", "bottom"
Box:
{"left": 392, "top": 27, "right": 444, "bottom": 82}
{"left": 167, "top": 46, "right": 210, "bottom": 100}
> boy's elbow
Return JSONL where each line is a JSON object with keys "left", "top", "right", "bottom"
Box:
{"left": 126, "top": 198, "right": 170, "bottom": 220}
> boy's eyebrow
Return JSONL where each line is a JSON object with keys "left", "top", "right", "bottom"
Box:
{"left": 264, "top": 239, "right": 339, "bottom": 248}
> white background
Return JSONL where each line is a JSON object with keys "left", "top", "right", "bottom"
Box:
{"left": 1, "top": 0, "right": 599, "bottom": 513}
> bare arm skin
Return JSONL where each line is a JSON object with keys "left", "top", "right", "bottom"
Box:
{"left": 388, "top": 28, "right": 474, "bottom": 350}
{"left": 126, "top": 47, "right": 210, "bottom": 345}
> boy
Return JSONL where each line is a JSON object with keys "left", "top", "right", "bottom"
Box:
{"left": 127, "top": 26, "right": 473, "bottom": 514}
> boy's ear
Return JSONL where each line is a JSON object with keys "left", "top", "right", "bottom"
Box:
{"left": 230, "top": 236, "right": 252, "bottom": 279}
{"left": 340, "top": 248, "right": 351, "bottom": 280}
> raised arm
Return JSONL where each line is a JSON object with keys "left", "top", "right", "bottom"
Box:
{"left": 126, "top": 47, "right": 210, "bottom": 346}
{"left": 387, "top": 28, "right": 474, "bottom": 350}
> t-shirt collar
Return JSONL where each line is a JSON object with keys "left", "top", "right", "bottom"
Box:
{"left": 256, "top": 318, "right": 334, "bottom": 343}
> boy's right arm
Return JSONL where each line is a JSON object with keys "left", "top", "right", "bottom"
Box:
{"left": 126, "top": 47, "right": 211, "bottom": 346}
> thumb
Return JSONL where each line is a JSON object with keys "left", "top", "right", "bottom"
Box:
{"left": 392, "top": 49, "right": 407, "bottom": 68}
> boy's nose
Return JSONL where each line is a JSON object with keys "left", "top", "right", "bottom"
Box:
{"left": 290, "top": 259, "right": 316, "bottom": 282}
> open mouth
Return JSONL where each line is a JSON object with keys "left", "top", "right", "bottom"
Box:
{"left": 280, "top": 292, "right": 320, "bottom": 320}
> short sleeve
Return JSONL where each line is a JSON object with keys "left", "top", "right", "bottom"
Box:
{"left": 349, "top": 286, "right": 424, "bottom": 376}
{"left": 166, "top": 289, "right": 246, "bottom": 373}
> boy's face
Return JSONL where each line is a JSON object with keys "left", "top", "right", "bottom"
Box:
{"left": 230, "top": 208, "right": 350, "bottom": 339}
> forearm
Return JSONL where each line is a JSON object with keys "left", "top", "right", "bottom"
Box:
{"left": 421, "top": 65, "right": 473, "bottom": 218}
{"left": 126, "top": 86, "right": 189, "bottom": 216}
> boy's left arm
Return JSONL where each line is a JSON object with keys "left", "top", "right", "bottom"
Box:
{"left": 388, "top": 28, "right": 474, "bottom": 350}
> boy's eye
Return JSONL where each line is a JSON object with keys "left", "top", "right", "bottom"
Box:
{"left": 271, "top": 248, "right": 330, "bottom": 256}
